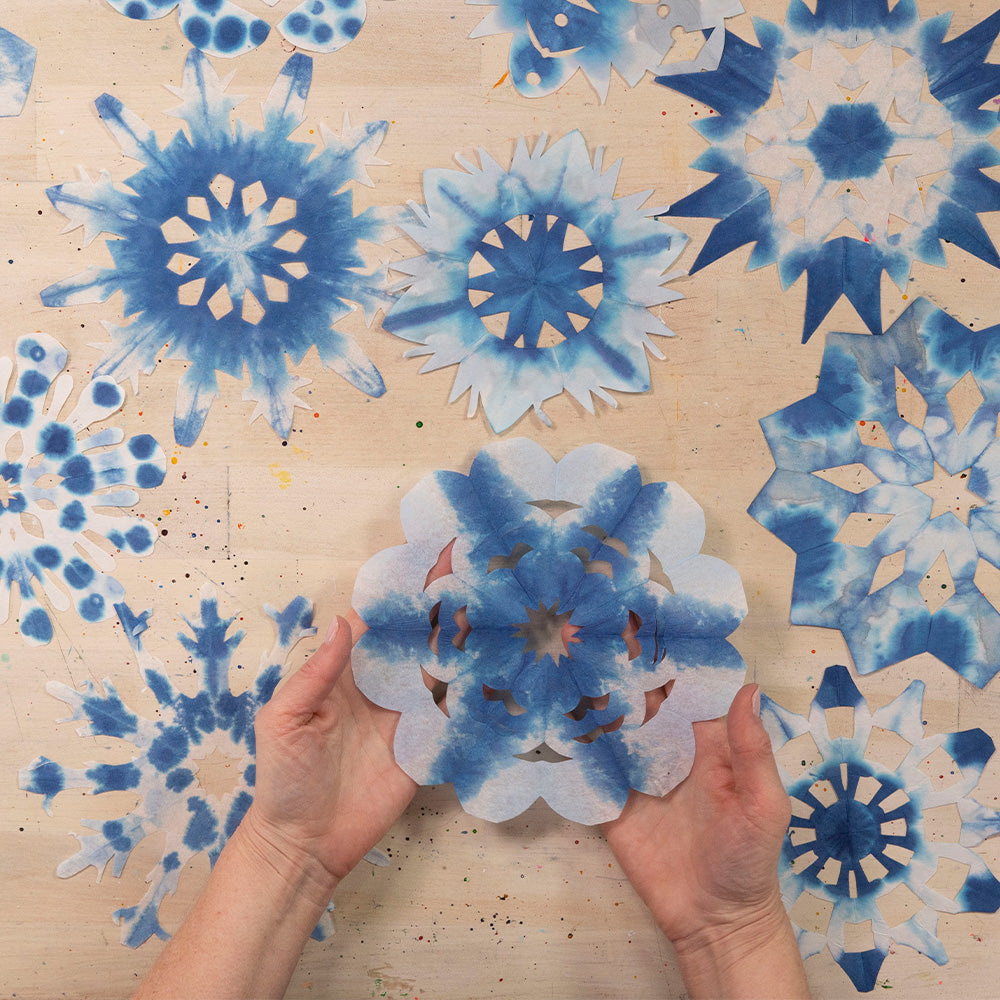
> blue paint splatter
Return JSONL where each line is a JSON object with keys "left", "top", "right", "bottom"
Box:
{"left": 0, "top": 26, "right": 36, "bottom": 117}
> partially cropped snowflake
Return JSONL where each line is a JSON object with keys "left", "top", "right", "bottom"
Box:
{"left": 750, "top": 298, "right": 1000, "bottom": 687}
{"left": 469, "top": 0, "right": 741, "bottom": 101}
{"left": 352, "top": 439, "right": 747, "bottom": 824}
{"left": 659, "top": 0, "right": 1000, "bottom": 341}
{"left": 0, "top": 333, "right": 164, "bottom": 646}
{"left": 0, "top": 25, "right": 35, "bottom": 116}
{"left": 41, "top": 51, "right": 390, "bottom": 446}
{"left": 103, "top": 0, "right": 365, "bottom": 56}
{"left": 762, "top": 664, "right": 1000, "bottom": 992}
{"left": 385, "top": 132, "right": 687, "bottom": 432}
{"left": 20, "top": 586, "right": 320, "bottom": 947}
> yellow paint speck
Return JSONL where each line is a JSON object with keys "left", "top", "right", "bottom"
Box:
{"left": 269, "top": 464, "right": 292, "bottom": 489}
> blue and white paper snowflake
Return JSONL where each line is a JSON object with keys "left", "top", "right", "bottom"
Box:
{"left": 20, "top": 587, "right": 320, "bottom": 947}
{"left": 103, "top": 0, "right": 365, "bottom": 56}
{"left": 0, "top": 333, "right": 164, "bottom": 646}
{"left": 659, "top": 0, "right": 1000, "bottom": 341}
{"left": 750, "top": 298, "right": 1000, "bottom": 687}
{"left": 469, "top": 0, "right": 740, "bottom": 102}
{"left": 352, "top": 439, "right": 747, "bottom": 824}
{"left": 41, "top": 51, "right": 390, "bottom": 446}
{"left": 384, "top": 132, "right": 687, "bottom": 432}
{"left": 0, "top": 25, "right": 35, "bottom": 116}
{"left": 762, "top": 664, "right": 1000, "bottom": 992}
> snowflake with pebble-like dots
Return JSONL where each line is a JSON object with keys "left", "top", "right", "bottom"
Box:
{"left": 0, "top": 333, "right": 164, "bottom": 646}
{"left": 41, "top": 50, "right": 390, "bottom": 447}
{"left": 762, "top": 664, "right": 1000, "bottom": 992}
{"left": 658, "top": 0, "right": 1000, "bottom": 341}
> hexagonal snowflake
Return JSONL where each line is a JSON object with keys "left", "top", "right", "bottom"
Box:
{"left": 750, "top": 298, "right": 1000, "bottom": 686}
{"left": 658, "top": 0, "right": 1000, "bottom": 340}
{"left": 19, "top": 586, "right": 320, "bottom": 947}
{"left": 762, "top": 665, "right": 1000, "bottom": 992}
{"left": 0, "top": 333, "right": 164, "bottom": 646}
{"left": 0, "top": 25, "right": 35, "bottom": 116}
{"left": 352, "top": 439, "right": 748, "bottom": 824}
{"left": 384, "top": 132, "right": 687, "bottom": 432}
{"left": 41, "top": 50, "right": 390, "bottom": 446}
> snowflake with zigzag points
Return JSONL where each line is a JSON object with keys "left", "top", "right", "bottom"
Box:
{"left": 41, "top": 50, "right": 390, "bottom": 446}
{"left": 658, "top": 0, "right": 1000, "bottom": 341}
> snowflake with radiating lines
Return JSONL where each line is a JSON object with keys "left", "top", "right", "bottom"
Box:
{"left": 41, "top": 50, "right": 390, "bottom": 446}
{"left": 384, "top": 132, "right": 687, "bottom": 432}
{"left": 352, "top": 439, "right": 748, "bottom": 824}
{"left": 0, "top": 333, "right": 164, "bottom": 646}
{"left": 0, "top": 25, "right": 35, "bottom": 116}
{"left": 750, "top": 298, "right": 1000, "bottom": 687}
{"left": 19, "top": 586, "right": 322, "bottom": 947}
{"left": 658, "top": 0, "right": 1000, "bottom": 341}
{"left": 762, "top": 664, "right": 1000, "bottom": 992}
{"left": 102, "top": 0, "right": 366, "bottom": 57}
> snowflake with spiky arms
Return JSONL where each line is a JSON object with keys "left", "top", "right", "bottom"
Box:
{"left": 750, "top": 298, "right": 1000, "bottom": 687}
{"left": 0, "top": 25, "right": 35, "bottom": 116}
{"left": 0, "top": 333, "right": 164, "bottom": 646}
{"left": 103, "top": 0, "right": 366, "bottom": 57}
{"left": 762, "top": 664, "right": 1000, "bottom": 992}
{"left": 41, "top": 50, "right": 390, "bottom": 446}
{"left": 19, "top": 586, "right": 320, "bottom": 947}
{"left": 352, "top": 439, "right": 747, "bottom": 824}
{"left": 658, "top": 0, "right": 1000, "bottom": 341}
{"left": 384, "top": 132, "right": 687, "bottom": 432}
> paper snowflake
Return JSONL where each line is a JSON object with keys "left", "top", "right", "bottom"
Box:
{"left": 0, "top": 25, "right": 35, "bottom": 116}
{"left": 352, "top": 439, "right": 747, "bottom": 824}
{"left": 384, "top": 132, "right": 687, "bottom": 432}
{"left": 658, "top": 0, "right": 1000, "bottom": 341}
{"left": 41, "top": 51, "right": 390, "bottom": 446}
{"left": 750, "top": 298, "right": 1000, "bottom": 687}
{"left": 762, "top": 664, "right": 1000, "bottom": 992}
{"left": 0, "top": 333, "right": 164, "bottom": 646}
{"left": 468, "top": 0, "right": 740, "bottom": 101}
{"left": 102, "top": 0, "right": 365, "bottom": 56}
{"left": 19, "top": 587, "right": 320, "bottom": 947}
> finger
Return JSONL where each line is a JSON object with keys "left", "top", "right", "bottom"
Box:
{"left": 726, "top": 684, "right": 785, "bottom": 802}
{"left": 272, "top": 616, "right": 354, "bottom": 722}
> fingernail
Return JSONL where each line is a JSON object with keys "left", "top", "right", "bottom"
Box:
{"left": 325, "top": 617, "right": 340, "bottom": 643}
{"left": 751, "top": 684, "right": 761, "bottom": 717}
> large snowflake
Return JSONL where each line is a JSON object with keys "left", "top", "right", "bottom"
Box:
{"left": 0, "top": 25, "right": 35, "bottom": 116}
{"left": 19, "top": 586, "right": 321, "bottom": 947}
{"left": 750, "top": 298, "right": 1000, "bottom": 687}
{"left": 41, "top": 51, "right": 390, "bottom": 446}
{"left": 468, "top": 0, "right": 741, "bottom": 102}
{"left": 384, "top": 132, "right": 687, "bottom": 432}
{"left": 762, "top": 664, "right": 1000, "bottom": 992}
{"left": 658, "top": 0, "right": 1000, "bottom": 341}
{"left": 352, "top": 439, "right": 747, "bottom": 824}
{"left": 1, "top": 333, "right": 164, "bottom": 646}
{"left": 102, "top": 0, "right": 365, "bottom": 57}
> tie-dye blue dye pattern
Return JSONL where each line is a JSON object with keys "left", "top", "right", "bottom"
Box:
{"left": 19, "top": 587, "right": 320, "bottom": 947}
{"left": 761, "top": 665, "right": 1000, "bottom": 992}
{"left": 41, "top": 51, "right": 390, "bottom": 446}
{"left": 0, "top": 333, "right": 164, "bottom": 646}
{"left": 658, "top": 0, "right": 1000, "bottom": 341}
{"left": 385, "top": 132, "right": 687, "bottom": 432}
{"left": 0, "top": 25, "right": 35, "bottom": 117}
{"left": 352, "top": 439, "right": 748, "bottom": 824}
{"left": 102, "top": 0, "right": 365, "bottom": 56}
{"left": 750, "top": 298, "right": 1000, "bottom": 686}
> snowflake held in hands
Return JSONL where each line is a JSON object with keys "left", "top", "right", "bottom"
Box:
{"left": 0, "top": 25, "right": 35, "bottom": 116}
{"left": 352, "top": 439, "right": 747, "bottom": 824}
{"left": 41, "top": 51, "right": 390, "bottom": 446}
{"left": 762, "top": 664, "right": 1000, "bottom": 992}
{"left": 750, "top": 298, "right": 1000, "bottom": 686}
{"left": 658, "top": 0, "right": 1000, "bottom": 341}
{"left": 103, "top": 0, "right": 366, "bottom": 56}
{"left": 385, "top": 132, "right": 687, "bottom": 432}
{"left": 0, "top": 333, "right": 164, "bottom": 646}
{"left": 19, "top": 587, "right": 320, "bottom": 947}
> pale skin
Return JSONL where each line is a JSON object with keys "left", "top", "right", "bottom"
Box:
{"left": 134, "top": 622, "right": 810, "bottom": 1000}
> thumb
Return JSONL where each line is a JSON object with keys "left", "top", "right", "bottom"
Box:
{"left": 726, "top": 684, "right": 786, "bottom": 809}
{"left": 271, "top": 616, "right": 354, "bottom": 723}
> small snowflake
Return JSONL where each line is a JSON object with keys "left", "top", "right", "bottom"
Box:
{"left": 103, "top": 0, "right": 365, "bottom": 56}
{"left": 762, "top": 664, "right": 1000, "bottom": 992}
{"left": 352, "top": 439, "right": 748, "bottom": 824}
{"left": 41, "top": 51, "right": 390, "bottom": 446}
{"left": 750, "top": 298, "right": 1000, "bottom": 687}
{"left": 0, "top": 333, "right": 164, "bottom": 645}
{"left": 0, "top": 25, "right": 35, "bottom": 116}
{"left": 20, "top": 586, "right": 320, "bottom": 947}
{"left": 384, "top": 131, "right": 687, "bottom": 432}
{"left": 658, "top": 0, "right": 1000, "bottom": 340}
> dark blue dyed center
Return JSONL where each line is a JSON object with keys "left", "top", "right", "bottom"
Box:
{"left": 815, "top": 797, "right": 880, "bottom": 864}
{"left": 806, "top": 102, "right": 894, "bottom": 180}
